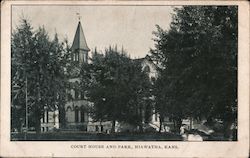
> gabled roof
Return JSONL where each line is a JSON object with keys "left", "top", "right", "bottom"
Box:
{"left": 133, "top": 55, "right": 157, "bottom": 68}
{"left": 71, "top": 21, "right": 90, "bottom": 52}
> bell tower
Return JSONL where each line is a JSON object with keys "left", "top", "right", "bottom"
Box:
{"left": 71, "top": 19, "right": 90, "bottom": 64}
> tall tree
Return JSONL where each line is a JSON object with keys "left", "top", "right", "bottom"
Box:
{"left": 151, "top": 6, "right": 237, "bottom": 134}
{"left": 11, "top": 19, "right": 69, "bottom": 133}
{"left": 80, "top": 47, "right": 152, "bottom": 133}
{"left": 11, "top": 19, "right": 34, "bottom": 131}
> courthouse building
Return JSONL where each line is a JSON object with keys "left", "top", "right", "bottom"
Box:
{"left": 41, "top": 20, "right": 161, "bottom": 132}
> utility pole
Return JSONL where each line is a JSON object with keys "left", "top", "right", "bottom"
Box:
{"left": 24, "top": 76, "right": 28, "bottom": 140}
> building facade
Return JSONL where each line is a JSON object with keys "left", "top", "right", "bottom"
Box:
{"left": 41, "top": 21, "right": 162, "bottom": 133}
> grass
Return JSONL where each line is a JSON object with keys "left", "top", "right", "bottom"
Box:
{"left": 11, "top": 131, "right": 183, "bottom": 141}
{"left": 11, "top": 131, "right": 231, "bottom": 141}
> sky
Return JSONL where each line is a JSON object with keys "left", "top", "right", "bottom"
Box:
{"left": 12, "top": 5, "right": 174, "bottom": 58}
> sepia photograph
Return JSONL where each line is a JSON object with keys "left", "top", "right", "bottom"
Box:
{"left": 10, "top": 4, "right": 238, "bottom": 141}
{"left": 1, "top": 0, "right": 249, "bottom": 157}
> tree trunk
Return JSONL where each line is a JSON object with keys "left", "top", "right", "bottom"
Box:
{"left": 111, "top": 120, "right": 116, "bottom": 133}
{"left": 34, "top": 106, "right": 41, "bottom": 134}
{"left": 223, "top": 120, "right": 233, "bottom": 139}
{"left": 139, "top": 124, "right": 143, "bottom": 133}
{"left": 139, "top": 105, "right": 143, "bottom": 133}
{"left": 158, "top": 115, "right": 163, "bottom": 133}
{"left": 173, "top": 120, "right": 176, "bottom": 130}
{"left": 189, "top": 117, "right": 193, "bottom": 130}
{"left": 35, "top": 117, "right": 41, "bottom": 134}
{"left": 59, "top": 106, "right": 66, "bottom": 128}
{"left": 175, "top": 117, "right": 182, "bottom": 134}
{"left": 35, "top": 82, "right": 41, "bottom": 134}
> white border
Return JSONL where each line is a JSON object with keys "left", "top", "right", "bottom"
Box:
{"left": 1, "top": 1, "right": 249, "bottom": 157}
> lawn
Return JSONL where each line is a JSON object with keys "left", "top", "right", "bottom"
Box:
{"left": 11, "top": 131, "right": 183, "bottom": 141}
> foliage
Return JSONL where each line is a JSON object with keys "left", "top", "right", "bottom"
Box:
{"left": 80, "top": 47, "right": 152, "bottom": 132}
{"left": 151, "top": 6, "right": 237, "bottom": 133}
{"left": 11, "top": 19, "right": 69, "bottom": 132}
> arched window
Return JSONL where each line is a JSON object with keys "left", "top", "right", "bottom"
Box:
{"left": 66, "top": 106, "right": 72, "bottom": 112}
{"left": 143, "top": 65, "right": 150, "bottom": 74}
{"left": 151, "top": 77, "right": 156, "bottom": 83}
{"left": 67, "top": 93, "right": 72, "bottom": 101}
{"left": 80, "top": 91, "right": 85, "bottom": 99}
{"left": 75, "top": 107, "right": 79, "bottom": 122}
{"left": 46, "top": 110, "right": 49, "bottom": 123}
{"left": 74, "top": 81, "right": 80, "bottom": 100}
{"left": 80, "top": 109, "right": 85, "bottom": 122}
{"left": 75, "top": 89, "right": 79, "bottom": 99}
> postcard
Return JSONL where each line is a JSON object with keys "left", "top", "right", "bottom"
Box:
{"left": 1, "top": 0, "right": 249, "bottom": 157}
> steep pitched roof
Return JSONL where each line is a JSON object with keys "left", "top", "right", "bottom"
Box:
{"left": 133, "top": 55, "right": 159, "bottom": 71}
{"left": 71, "top": 21, "right": 90, "bottom": 52}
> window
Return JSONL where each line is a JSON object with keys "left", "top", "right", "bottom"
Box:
{"left": 144, "top": 65, "right": 150, "bottom": 74}
{"left": 81, "top": 91, "right": 85, "bottom": 99}
{"left": 66, "top": 106, "right": 72, "bottom": 112}
{"left": 75, "top": 89, "right": 79, "bottom": 100}
{"left": 80, "top": 109, "right": 85, "bottom": 122}
{"left": 72, "top": 53, "right": 75, "bottom": 61}
{"left": 83, "top": 53, "right": 87, "bottom": 63}
{"left": 46, "top": 110, "right": 49, "bottom": 123}
{"left": 101, "top": 125, "right": 103, "bottom": 132}
{"left": 75, "top": 52, "right": 79, "bottom": 61}
{"left": 42, "top": 113, "right": 45, "bottom": 123}
{"left": 75, "top": 107, "right": 79, "bottom": 122}
{"left": 151, "top": 77, "right": 156, "bottom": 83}
{"left": 67, "top": 93, "right": 72, "bottom": 101}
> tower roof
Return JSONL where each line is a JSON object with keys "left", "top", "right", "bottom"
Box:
{"left": 71, "top": 21, "right": 90, "bottom": 52}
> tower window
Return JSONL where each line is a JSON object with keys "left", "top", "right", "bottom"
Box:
{"left": 83, "top": 53, "right": 87, "bottom": 63}
{"left": 73, "top": 53, "right": 76, "bottom": 61}
{"left": 75, "top": 52, "right": 79, "bottom": 61}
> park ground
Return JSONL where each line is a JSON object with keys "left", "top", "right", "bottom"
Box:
{"left": 11, "top": 131, "right": 228, "bottom": 141}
